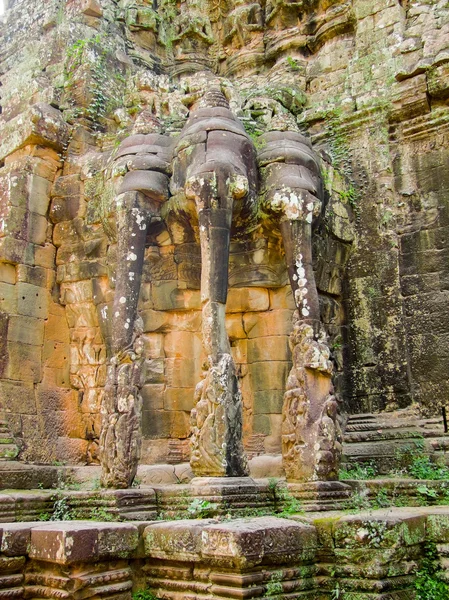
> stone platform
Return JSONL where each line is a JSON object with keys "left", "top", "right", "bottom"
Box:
{"left": 343, "top": 411, "right": 449, "bottom": 472}
{"left": 1, "top": 507, "right": 449, "bottom": 599}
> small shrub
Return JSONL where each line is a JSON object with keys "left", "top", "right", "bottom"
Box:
{"left": 408, "top": 456, "right": 449, "bottom": 481}
{"left": 339, "top": 461, "right": 377, "bottom": 480}
{"left": 269, "top": 479, "right": 303, "bottom": 516}
{"left": 186, "top": 498, "right": 217, "bottom": 518}
{"left": 415, "top": 542, "right": 449, "bottom": 600}
{"left": 372, "top": 488, "right": 391, "bottom": 509}
{"left": 89, "top": 507, "right": 118, "bottom": 521}
{"left": 51, "top": 496, "right": 73, "bottom": 521}
{"left": 132, "top": 589, "right": 159, "bottom": 600}
{"left": 266, "top": 571, "right": 283, "bottom": 596}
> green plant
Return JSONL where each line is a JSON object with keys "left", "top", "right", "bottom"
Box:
{"left": 132, "top": 589, "right": 159, "bottom": 600}
{"left": 269, "top": 479, "right": 303, "bottom": 516}
{"left": 64, "top": 35, "right": 122, "bottom": 128}
{"left": 395, "top": 441, "right": 449, "bottom": 480}
{"left": 343, "top": 490, "right": 371, "bottom": 512}
{"left": 361, "top": 520, "right": 389, "bottom": 548}
{"left": 89, "top": 507, "right": 118, "bottom": 521}
{"left": 186, "top": 498, "right": 217, "bottom": 518}
{"left": 331, "top": 581, "right": 344, "bottom": 599}
{"left": 286, "top": 56, "right": 300, "bottom": 71}
{"left": 339, "top": 461, "right": 378, "bottom": 480}
{"left": 51, "top": 496, "right": 73, "bottom": 521}
{"left": 417, "top": 485, "right": 438, "bottom": 499}
{"left": 331, "top": 335, "right": 343, "bottom": 351}
{"left": 266, "top": 571, "right": 283, "bottom": 596}
{"left": 372, "top": 488, "right": 391, "bottom": 509}
{"left": 409, "top": 457, "right": 449, "bottom": 481}
{"left": 415, "top": 542, "right": 449, "bottom": 599}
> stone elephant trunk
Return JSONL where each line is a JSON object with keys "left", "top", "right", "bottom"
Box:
{"left": 258, "top": 130, "right": 343, "bottom": 482}
{"left": 100, "top": 132, "right": 172, "bottom": 489}
{"left": 173, "top": 88, "right": 257, "bottom": 477}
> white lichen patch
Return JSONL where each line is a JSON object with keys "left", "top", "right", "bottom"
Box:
{"left": 119, "top": 296, "right": 127, "bottom": 304}
{"left": 269, "top": 188, "right": 320, "bottom": 222}
{"left": 294, "top": 254, "right": 311, "bottom": 317}
{"left": 127, "top": 252, "right": 137, "bottom": 261}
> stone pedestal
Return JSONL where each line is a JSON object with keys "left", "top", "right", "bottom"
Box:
{"left": 190, "top": 355, "right": 248, "bottom": 477}
{"left": 282, "top": 321, "right": 343, "bottom": 482}
{"left": 287, "top": 481, "right": 352, "bottom": 512}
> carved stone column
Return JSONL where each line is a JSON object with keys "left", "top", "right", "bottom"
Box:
{"left": 258, "top": 131, "right": 343, "bottom": 482}
{"left": 100, "top": 133, "right": 172, "bottom": 488}
{"left": 173, "top": 88, "right": 256, "bottom": 477}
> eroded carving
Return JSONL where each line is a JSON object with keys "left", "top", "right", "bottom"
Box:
{"left": 99, "top": 130, "right": 172, "bottom": 488}
{"left": 173, "top": 87, "right": 256, "bottom": 477}
{"left": 258, "top": 129, "right": 342, "bottom": 481}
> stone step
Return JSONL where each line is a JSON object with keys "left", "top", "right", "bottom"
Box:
{"left": 0, "top": 444, "right": 19, "bottom": 460}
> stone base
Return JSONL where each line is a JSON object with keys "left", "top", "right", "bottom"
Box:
{"left": 287, "top": 481, "right": 352, "bottom": 511}
{"left": 3, "top": 508, "right": 449, "bottom": 600}
{"left": 343, "top": 411, "right": 449, "bottom": 473}
{"left": 0, "top": 488, "right": 157, "bottom": 523}
{"left": 154, "top": 477, "right": 276, "bottom": 518}
{"left": 0, "top": 461, "right": 59, "bottom": 490}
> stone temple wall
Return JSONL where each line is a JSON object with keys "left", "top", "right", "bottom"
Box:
{"left": 0, "top": 0, "right": 448, "bottom": 466}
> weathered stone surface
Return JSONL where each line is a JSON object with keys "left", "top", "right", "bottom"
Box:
{"left": 1, "top": 0, "right": 449, "bottom": 478}
{"left": 0, "top": 104, "right": 69, "bottom": 161}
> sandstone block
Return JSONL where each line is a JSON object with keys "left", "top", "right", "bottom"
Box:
{"left": 152, "top": 283, "right": 201, "bottom": 311}
{"left": 28, "top": 174, "right": 52, "bottom": 216}
{"left": 164, "top": 387, "right": 195, "bottom": 412}
{"left": 201, "top": 517, "right": 317, "bottom": 567}
{"left": 44, "top": 313, "right": 70, "bottom": 344}
{"left": 142, "top": 358, "right": 165, "bottom": 384}
{"left": 141, "top": 333, "right": 165, "bottom": 358}
{"left": 249, "top": 361, "right": 290, "bottom": 391}
{"left": 141, "top": 384, "right": 165, "bottom": 411}
{"left": 253, "top": 390, "right": 284, "bottom": 414}
{"left": 269, "top": 286, "right": 295, "bottom": 310}
{"left": 243, "top": 310, "right": 293, "bottom": 338}
{"left": 60, "top": 281, "right": 94, "bottom": 304}
{"left": 140, "top": 309, "right": 171, "bottom": 333}
{"left": 227, "top": 287, "right": 270, "bottom": 313}
{"left": 0, "top": 263, "right": 16, "bottom": 285}
{"left": 0, "top": 380, "right": 36, "bottom": 415}
{"left": 165, "top": 358, "right": 198, "bottom": 388}
{"left": 65, "top": 302, "right": 98, "bottom": 328}
{"left": 333, "top": 512, "right": 426, "bottom": 549}
{"left": 17, "top": 264, "right": 48, "bottom": 288}
{"left": 253, "top": 414, "right": 271, "bottom": 435}
{"left": 142, "top": 410, "right": 171, "bottom": 438}
{"left": 164, "top": 330, "right": 202, "bottom": 359}
{"left": 7, "top": 316, "right": 45, "bottom": 346}
{"left": 249, "top": 455, "right": 284, "bottom": 478}
{"left": 0, "top": 237, "right": 34, "bottom": 265}
{"left": 1, "top": 523, "right": 35, "bottom": 556}
{"left": 5, "top": 341, "right": 42, "bottom": 383}
{"left": 231, "top": 339, "right": 247, "bottom": 364}
{"left": 170, "top": 410, "right": 190, "bottom": 438}
{"left": 0, "top": 104, "right": 69, "bottom": 162}
{"left": 42, "top": 341, "right": 70, "bottom": 369}
{"left": 247, "top": 336, "right": 291, "bottom": 362}
{"left": 225, "top": 313, "right": 245, "bottom": 340}
{"left": 0, "top": 282, "right": 17, "bottom": 313}
{"left": 57, "top": 261, "right": 107, "bottom": 283}
{"left": 34, "top": 243, "right": 56, "bottom": 269}
{"left": 144, "top": 520, "right": 216, "bottom": 561}
{"left": 17, "top": 282, "right": 48, "bottom": 319}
